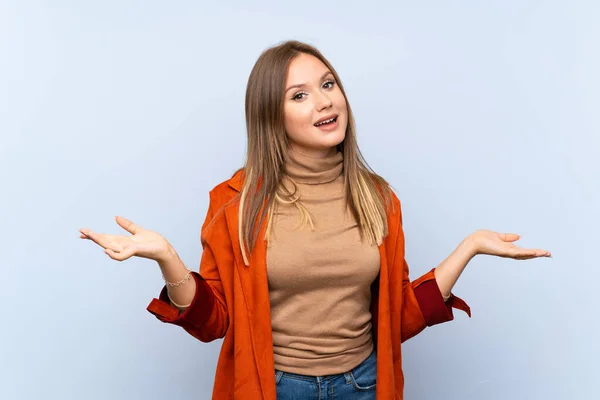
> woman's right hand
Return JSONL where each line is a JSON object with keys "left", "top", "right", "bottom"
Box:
{"left": 79, "top": 216, "right": 172, "bottom": 262}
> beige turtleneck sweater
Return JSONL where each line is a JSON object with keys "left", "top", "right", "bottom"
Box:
{"left": 267, "top": 147, "right": 381, "bottom": 376}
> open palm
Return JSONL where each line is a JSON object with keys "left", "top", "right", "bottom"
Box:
{"left": 79, "top": 216, "right": 170, "bottom": 262}
{"left": 473, "top": 229, "right": 551, "bottom": 260}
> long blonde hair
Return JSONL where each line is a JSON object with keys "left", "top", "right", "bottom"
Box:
{"left": 237, "top": 40, "right": 394, "bottom": 265}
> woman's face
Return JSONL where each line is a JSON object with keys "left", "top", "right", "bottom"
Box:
{"left": 283, "top": 53, "right": 348, "bottom": 157}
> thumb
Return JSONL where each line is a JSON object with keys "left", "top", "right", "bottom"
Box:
{"left": 502, "top": 233, "right": 521, "bottom": 242}
{"left": 115, "top": 216, "right": 140, "bottom": 235}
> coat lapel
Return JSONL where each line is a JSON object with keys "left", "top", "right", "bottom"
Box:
{"left": 375, "top": 237, "right": 397, "bottom": 397}
{"left": 223, "top": 184, "right": 276, "bottom": 400}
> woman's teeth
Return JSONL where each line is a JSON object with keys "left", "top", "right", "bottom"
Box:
{"left": 315, "top": 117, "right": 336, "bottom": 126}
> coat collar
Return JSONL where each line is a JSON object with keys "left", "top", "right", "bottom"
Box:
{"left": 227, "top": 168, "right": 244, "bottom": 192}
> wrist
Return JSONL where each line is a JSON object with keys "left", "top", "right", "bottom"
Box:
{"left": 462, "top": 234, "right": 479, "bottom": 259}
{"left": 156, "top": 243, "right": 178, "bottom": 266}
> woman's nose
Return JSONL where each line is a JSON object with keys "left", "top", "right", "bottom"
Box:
{"left": 315, "top": 92, "right": 333, "bottom": 111}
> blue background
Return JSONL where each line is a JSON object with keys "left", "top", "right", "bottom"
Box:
{"left": 1, "top": 1, "right": 598, "bottom": 398}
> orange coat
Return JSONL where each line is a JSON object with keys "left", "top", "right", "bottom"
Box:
{"left": 147, "top": 170, "right": 471, "bottom": 399}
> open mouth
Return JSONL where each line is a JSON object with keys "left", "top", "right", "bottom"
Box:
{"left": 314, "top": 116, "right": 338, "bottom": 127}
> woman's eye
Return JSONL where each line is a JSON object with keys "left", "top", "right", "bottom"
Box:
{"left": 323, "top": 80, "right": 335, "bottom": 89}
{"left": 292, "top": 92, "right": 307, "bottom": 101}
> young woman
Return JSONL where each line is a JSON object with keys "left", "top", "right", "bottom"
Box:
{"left": 80, "top": 40, "right": 551, "bottom": 400}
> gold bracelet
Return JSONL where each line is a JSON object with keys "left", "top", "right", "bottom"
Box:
{"left": 167, "top": 292, "right": 192, "bottom": 310}
{"left": 163, "top": 268, "right": 192, "bottom": 287}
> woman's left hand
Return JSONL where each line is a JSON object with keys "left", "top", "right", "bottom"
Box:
{"left": 470, "top": 229, "right": 551, "bottom": 260}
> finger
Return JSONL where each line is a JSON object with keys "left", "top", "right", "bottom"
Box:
{"left": 79, "top": 229, "right": 94, "bottom": 239}
{"left": 515, "top": 256, "right": 538, "bottom": 261}
{"left": 115, "top": 216, "right": 139, "bottom": 235}
{"left": 105, "top": 247, "right": 133, "bottom": 261}
{"left": 512, "top": 248, "right": 551, "bottom": 259}
{"left": 537, "top": 249, "right": 552, "bottom": 257}
{"left": 80, "top": 230, "right": 105, "bottom": 248}
{"left": 105, "top": 248, "right": 125, "bottom": 261}
{"left": 80, "top": 230, "right": 123, "bottom": 252}
{"left": 501, "top": 233, "right": 520, "bottom": 242}
{"left": 525, "top": 248, "right": 551, "bottom": 257}
{"left": 514, "top": 249, "right": 537, "bottom": 259}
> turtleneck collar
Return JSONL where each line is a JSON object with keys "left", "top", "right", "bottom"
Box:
{"left": 284, "top": 147, "right": 344, "bottom": 185}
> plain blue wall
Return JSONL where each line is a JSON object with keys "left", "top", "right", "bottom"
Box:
{"left": 2, "top": 1, "right": 598, "bottom": 399}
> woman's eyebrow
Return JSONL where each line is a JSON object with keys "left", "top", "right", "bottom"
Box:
{"left": 285, "top": 71, "right": 333, "bottom": 93}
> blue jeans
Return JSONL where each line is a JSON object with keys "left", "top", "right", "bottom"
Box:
{"left": 275, "top": 350, "right": 377, "bottom": 399}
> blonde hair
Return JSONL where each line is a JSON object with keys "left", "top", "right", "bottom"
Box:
{"left": 237, "top": 40, "right": 394, "bottom": 265}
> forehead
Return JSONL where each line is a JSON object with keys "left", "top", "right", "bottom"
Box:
{"left": 286, "top": 53, "right": 330, "bottom": 83}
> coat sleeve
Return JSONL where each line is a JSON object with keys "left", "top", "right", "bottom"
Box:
{"left": 146, "top": 191, "right": 230, "bottom": 343}
{"left": 389, "top": 194, "right": 471, "bottom": 343}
